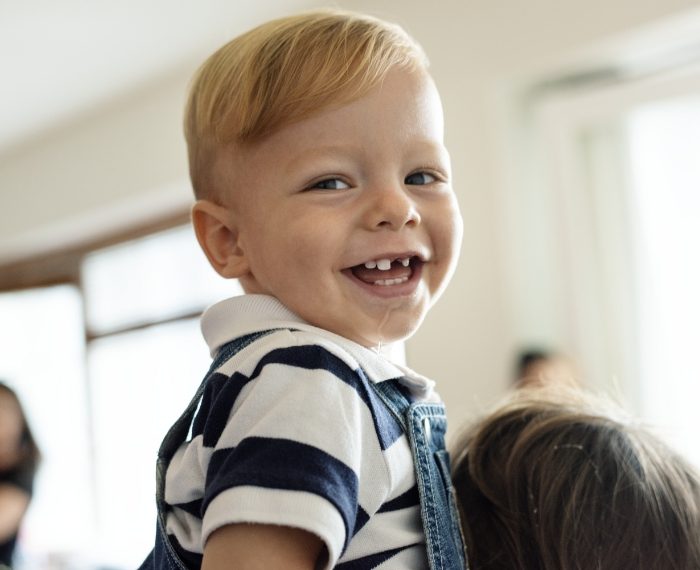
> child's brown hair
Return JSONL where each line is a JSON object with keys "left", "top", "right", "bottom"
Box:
{"left": 184, "top": 9, "right": 428, "bottom": 199}
{"left": 451, "top": 388, "right": 700, "bottom": 569}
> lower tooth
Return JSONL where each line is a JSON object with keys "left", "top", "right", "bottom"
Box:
{"left": 374, "top": 277, "right": 408, "bottom": 286}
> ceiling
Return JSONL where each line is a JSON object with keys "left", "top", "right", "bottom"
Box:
{"left": 4, "top": 1, "right": 700, "bottom": 157}
{"left": 0, "top": 0, "right": 314, "bottom": 154}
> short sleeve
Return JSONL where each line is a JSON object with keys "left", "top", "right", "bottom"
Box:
{"left": 199, "top": 340, "right": 382, "bottom": 566}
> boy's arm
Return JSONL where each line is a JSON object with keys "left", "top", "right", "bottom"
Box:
{"left": 202, "top": 522, "right": 326, "bottom": 570}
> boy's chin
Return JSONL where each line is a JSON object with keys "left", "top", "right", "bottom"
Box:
{"left": 346, "top": 323, "right": 418, "bottom": 349}
{"left": 304, "top": 305, "right": 424, "bottom": 348}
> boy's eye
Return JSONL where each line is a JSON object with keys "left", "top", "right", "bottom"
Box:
{"left": 405, "top": 172, "right": 438, "bottom": 185}
{"left": 309, "top": 178, "right": 350, "bottom": 191}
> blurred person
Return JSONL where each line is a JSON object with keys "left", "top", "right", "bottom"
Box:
{"left": 514, "top": 348, "right": 578, "bottom": 389}
{"left": 451, "top": 387, "right": 700, "bottom": 569}
{"left": 0, "top": 381, "right": 40, "bottom": 568}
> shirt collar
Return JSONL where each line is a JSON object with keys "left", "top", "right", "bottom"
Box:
{"left": 201, "top": 294, "right": 436, "bottom": 396}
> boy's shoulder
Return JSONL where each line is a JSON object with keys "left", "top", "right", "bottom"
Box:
{"left": 214, "top": 327, "right": 361, "bottom": 376}
{"left": 201, "top": 294, "right": 439, "bottom": 402}
{"left": 202, "top": 295, "right": 408, "bottom": 385}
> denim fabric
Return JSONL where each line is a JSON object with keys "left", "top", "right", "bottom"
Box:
{"left": 138, "top": 330, "right": 467, "bottom": 570}
{"left": 371, "top": 382, "right": 468, "bottom": 570}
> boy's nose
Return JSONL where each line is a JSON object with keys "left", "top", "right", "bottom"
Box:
{"left": 367, "top": 183, "right": 421, "bottom": 230}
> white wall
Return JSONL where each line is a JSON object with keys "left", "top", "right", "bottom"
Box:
{"left": 0, "top": 72, "right": 192, "bottom": 260}
{"left": 2, "top": 0, "right": 699, "bottom": 439}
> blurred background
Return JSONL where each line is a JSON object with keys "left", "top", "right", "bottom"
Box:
{"left": 1, "top": 0, "right": 699, "bottom": 567}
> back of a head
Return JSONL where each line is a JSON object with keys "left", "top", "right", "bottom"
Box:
{"left": 184, "top": 9, "right": 428, "bottom": 199}
{"left": 514, "top": 349, "right": 578, "bottom": 389}
{"left": 451, "top": 388, "right": 700, "bottom": 569}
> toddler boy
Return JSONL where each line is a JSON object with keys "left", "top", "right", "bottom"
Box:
{"left": 140, "top": 9, "right": 464, "bottom": 570}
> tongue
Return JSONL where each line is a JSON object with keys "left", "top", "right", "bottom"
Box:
{"left": 352, "top": 263, "right": 411, "bottom": 284}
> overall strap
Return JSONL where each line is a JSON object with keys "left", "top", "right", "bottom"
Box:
{"left": 369, "top": 378, "right": 468, "bottom": 570}
{"left": 369, "top": 377, "right": 413, "bottom": 430}
{"left": 157, "top": 330, "right": 276, "bottom": 464}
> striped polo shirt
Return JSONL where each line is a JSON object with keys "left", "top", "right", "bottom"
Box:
{"left": 163, "top": 294, "right": 438, "bottom": 569}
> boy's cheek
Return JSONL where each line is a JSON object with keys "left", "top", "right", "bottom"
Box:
{"left": 430, "top": 209, "right": 463, "bottom": 260}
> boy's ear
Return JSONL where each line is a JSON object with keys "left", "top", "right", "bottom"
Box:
{"left": 191, "top": 200, "right": 250, "bottom": 279}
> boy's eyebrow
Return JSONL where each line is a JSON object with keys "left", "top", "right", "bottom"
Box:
{"left": 284, "top": 140, "right": 449, "bottom": 167}
{"left": 285, "top": 143, "right": 364, "bottom": 163}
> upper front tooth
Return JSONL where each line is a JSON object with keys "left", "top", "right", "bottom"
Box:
{"left": 376, "top": 258, "right": 392, "bottom": 270}
{"left": 364, "top": 260, "right": 377, "bottom": 269}
{"left": 400, "top": 257, "right": 410, "bottom": 267}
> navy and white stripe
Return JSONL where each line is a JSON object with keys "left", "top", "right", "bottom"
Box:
{"left": 163, "top": 295, "right": 433, "bottom": 569}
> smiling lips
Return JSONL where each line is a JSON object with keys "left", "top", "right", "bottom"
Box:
{"left": 350, "top": 256, "right": 421, "bottom": 286}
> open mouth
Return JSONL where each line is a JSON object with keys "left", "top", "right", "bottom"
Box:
{"left": 348, "top": 255, "right": 423, "bottom": 287}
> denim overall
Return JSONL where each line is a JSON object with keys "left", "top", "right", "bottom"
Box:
{"left": 139, "top": 331, "right": 467, "bottom": 570}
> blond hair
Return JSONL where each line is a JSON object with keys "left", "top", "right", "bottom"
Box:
{"left": 184, "top": 9, "right": 428, "bottom": 199}
{"left": 451, "top": 388, "right": 700, "bottom": 569}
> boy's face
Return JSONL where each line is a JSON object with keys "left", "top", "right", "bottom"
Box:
{"left": 221, "top": 68, "right": 462, "bottom": 347}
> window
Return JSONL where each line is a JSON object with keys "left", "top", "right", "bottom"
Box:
{"left": 0, "top": 223, "right": 241, "bottom": 569}
{"left": 627, "top": 97, "right": 700, "bottom": 468}
{"left": 0, "top": 285, "right": 92, "bottom": 566}
{"left": 88, "top": 318, "right": 209, "bottom": 566}
{"left": 513, "top": 55, "right": 700, "bottom": 469}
